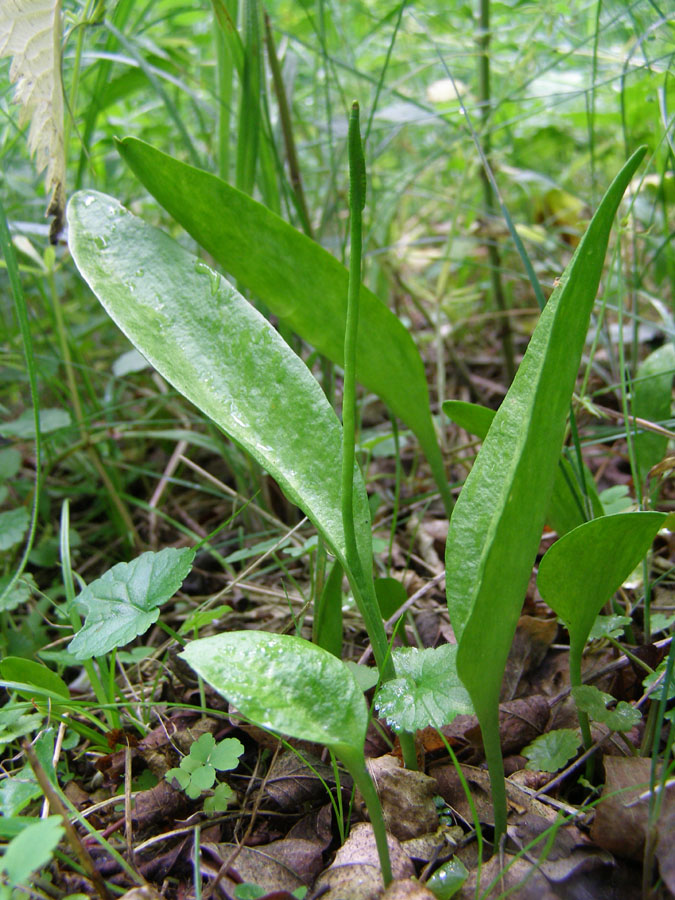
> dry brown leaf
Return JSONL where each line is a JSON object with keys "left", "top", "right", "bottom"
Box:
{"left": 365, "top": 754, "right": 439, "bottom": 840}
{"left": 314, "top": 823, "right": 414, "bottom": 900}
{"left": 381, "top": 878, "right": 438, "bottom": 899}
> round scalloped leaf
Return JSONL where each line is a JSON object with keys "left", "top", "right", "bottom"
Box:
{"left": 572, "top": 685, "right": 641, "bottom": 732}
{"left": 374, "top": 644, "right": 474, "bottom": 733}
{"left": 523, "top": 729, "right": 580, "bottom": 773}
{"left": 180, "top": 631, "right": 368, "bottom": 761}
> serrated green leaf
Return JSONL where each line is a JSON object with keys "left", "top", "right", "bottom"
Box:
{"left": 115, "top": 137, "right": 451, "bottom": 515}
{"left": 67, "top": 546, "right": 195, "bottom": 659}
{"left": 0, "top": 507, "right": 29, "bottom": 551}
{"left": 643, "top": 661, "right": 675, "bottom": 701}
{"left": 588, "top": 615, "right": 632, "bottom": 641}
{"left": 374, "top": 644, "right": 474, "bottom": 733}
{"left": 0, "top": 707, "right": 43, "bottom": 746}
{"left": 0, "top": 816, "right": 63, "bottom": 885}
{"left": 523, "top": 729, "right": 580, "bottom": 773}
{"left": 210, "top": 737, "right": 245, "bottom": 771}
{"left": 0, "top": 574, "right": 34, "bottom": 613}
{"left": 180, "top": 631, "right": 368, "bottom": 765}
{"left": 572, "top": 685, "right": 641, "bottom": 732}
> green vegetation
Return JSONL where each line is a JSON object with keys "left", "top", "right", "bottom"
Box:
{"left": 1, "top": 1, "right": 673, "bottom": 897}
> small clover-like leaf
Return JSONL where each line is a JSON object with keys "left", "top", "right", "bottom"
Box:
{"left": 189, "top": 732, "right": 216, "bottom": 764}
{"left": 165, "top": 767, "right": 190, "bottom": 792}
{"left": 374, "top": 644, "right": 474, "bottom": 733}
{"left": 204, "top": 782, "right": 234, "bottom": 813}
{"left": 572, "top": 685, "right": 641, "bottom": 732}
{"left": 189, "top": 765, "right": 216, "bottom": 794}
{"left": 588, "top": 615, "right": 632, "bottom": 641}
{"left": 523, "top": 729, "right": 580, "bottom": 773}
{"left": 210, "top": 737, "right": 245, "bottom": 771}
{"left": 68, "top": 547, "right": 195, "bottom": 659}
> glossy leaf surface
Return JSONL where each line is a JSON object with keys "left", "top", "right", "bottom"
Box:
{"left": 67, "top": 191, "right": 389, "bottom": 670}
{"left": 67, "top": 546, "right": 195, "bottom": 659}
{"left": 374, "top": 644, "right": 473, "bottom": 733}
{"left": 537, "top": 511, "right": 666, "bottom": 655}
{"left": 116, "top": 137, "right": 451, "bottom": 514}
{"left": 181, "top": 631, "right": 368, "bottom": 761}
{"left": 444, "top": 148, "right": 646, "bottom": 836}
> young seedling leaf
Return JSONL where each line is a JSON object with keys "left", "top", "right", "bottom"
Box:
{"left": 537, "top": 512, "right": 666, "bottom": 660}
{"left": 0, "top": 507, "right": 29, "bottom": 551}
{"left": 204, "top": 781, "right": 234, "bottom": 812}
{"left": 180, "top": 631, "right": 368, "bottom": 762}
{"left": 572, "top": 685, "right": 641, "bottom": 732}
{"left": 425, "top": 856, "right": 469, "bottom": 899}
{"left": 0, "top": 816, "right": 64, "bottom": 886}
{"left": 374, "top": 644, "right": 474, "bottom": 733}
{"left": 67, "top": 191, "right": 391, "bottom": 674}
{"left": 633, "top": 343, "right": 675, "bottom": 489}
{"left": 523, "top": 729, "right": 580, "bottom": 773}
{"left": 67, "top": 546, "right": 195, "bottom": 659}
{"left": 445, "top": 147, "right": 647, "bottom": 840}
{"left": 115, "top": 137, "right": 452, "bottom": 515}
{"left": 210, "top": 737, "right": 245, "bottom": 771}
{"left": 588, "top": 615, "right": 632, "bottom": 641}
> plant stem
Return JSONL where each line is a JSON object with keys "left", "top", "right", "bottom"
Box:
{"left": 348, "top": 758, "right": 393, "bottom": 886}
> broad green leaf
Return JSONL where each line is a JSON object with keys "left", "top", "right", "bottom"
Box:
{"left": 523, "top": 729, "right": 580, "bottom": 773}
{"left": 374, "top": 644, "right": 474, "bottom": 733}
{"left": 180, "top": 631, "right": 368, "bottom": 763}
{"left": 0, "top": 657, "right": 69, "bottom": 700}
{"left": 572, "top": 685, "right": 641, "bottom": 732}
{"left": 0, "top": 447, "right": 21, "bottom": 480}
{"left": 67, "top": 546, "right": 195, "bottom": 659}
{"left": 0, "top": 507, "right": 29, "bottom": 551}
{"left": 67, "top": 191, "right": 389, "bottom": 672}
{"left": 115, "top": 137, "right": 451, "bottom": 515}
{"left": 633, "top": 343, "right": 675, "bottom": 488}
{"left": 445, "top": 148, "right": 646, "bottom": 837}
{"left": 443, "top": 400, "right": 603, "bottom": 535}
{"left": 1, "top": 816, "right": 63, "bottom": 886}
{"left": 537, "top": 512, "right": 666, "bottom": 658}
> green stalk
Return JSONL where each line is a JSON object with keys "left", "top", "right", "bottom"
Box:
{"left": 0, "top": 196, "right": 42, "bottom": 607}
{"left": 346, "top": 754, "right": 393, "bottom": 886}
{"left": 344, "top": 104, "right": 417, "bottom": 771}
{"left": 477, "top": 0, "right": 515, "bottom": 382}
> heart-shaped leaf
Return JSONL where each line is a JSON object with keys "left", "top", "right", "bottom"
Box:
{"left": 181, "top": 631, "right": 368, "bottom": 763}
{"left": 374, "top": 644, "right": 474, "bottom": 733}
{"left": 537, "top": 511, "right": 666, "bottom": 658}
{"left": 67, "top": 191, "right": 390, "bottom": 673}
{"left": 523, "top": 729, "right": 580, "bottom": 773}
{"left": 115, "top": 137, "right": 452, "bottom": 516}
{"left": 68, "top": 546, "right": 195, "bottom": 659}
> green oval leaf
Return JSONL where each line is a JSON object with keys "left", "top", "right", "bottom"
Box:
{"left": 67, "top": 190, "right": 390, "bottom": 672}
{"left": 115, "top": 137, "right": 451, "bottom": 515}
{"left": 0, "top": 657, "right": 69, "bottom": 701}
{"left": 180, "top": 631, "right": 368, "bottom": 761}
{"left": 537, "top": 511, "right": 666, "bottom": 653}
{"left": 67, "top": 546, "right": 195, "bottom": 659}
{"left": 523, "top": 729, "right": 580, "bottom": 773}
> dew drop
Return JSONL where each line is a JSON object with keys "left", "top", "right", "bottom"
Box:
{"left": 94, "top": 235, "right": 107, "bottom": 250}
{"left": 83, "top": 195, "right": 95, "bottom": 208}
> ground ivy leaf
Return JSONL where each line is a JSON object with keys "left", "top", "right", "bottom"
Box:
{"left": 210, "top": 737, "right": 244, "bottom": 771}
{"left": 588, "top": 615, "right": 632, "bottom": 641}
{"left": 68, "top": 547, "right": 195, "bottom": 659}
{"left": 523, "top": 729, "right": 580, "bottom": 773}
{"left": 374, "top": 644, "right": 474, "bottom": 733}
{"left": 572, "top": 685, "right": 641, "bottom": 732}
